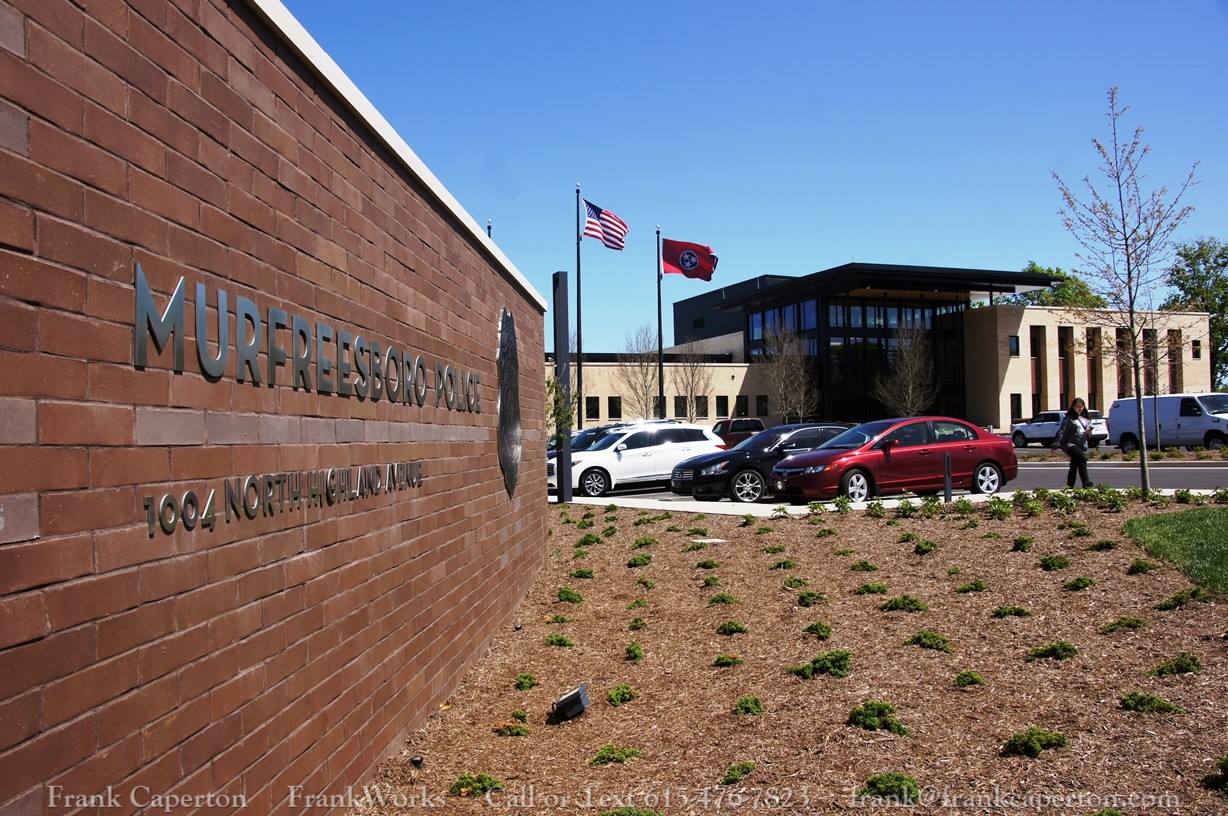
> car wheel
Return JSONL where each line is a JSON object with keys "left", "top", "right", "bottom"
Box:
{"left": 1119, "top": 436, "right": 1139, "bottom": 455}
{"left": 971, "top": 462, "right": 1003, "bottom": 495}
{"left": 1207, "top": 433, "right": 1225, "bottom": 451}
{"left": 1011, "top": 432, "right": 1028, "bottom": 448}
{"left": 839, "top": 469, "right": 872, "bottom": 502}
{"left": 730, "top": 470, "right": 766, "bottom": 503}
{"left": 579, "top": 468, "right": 609, "bottom": 497}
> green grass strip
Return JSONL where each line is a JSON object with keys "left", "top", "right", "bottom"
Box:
{"left": 1124, "top": 506, "right": 1228, "bottom": 593}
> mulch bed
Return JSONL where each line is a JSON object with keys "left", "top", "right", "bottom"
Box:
{"left": 353, "top": 496, "right": 1228, "bottom": 815}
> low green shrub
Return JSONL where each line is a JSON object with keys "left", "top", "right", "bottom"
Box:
{"left": 514, "top": 673, "right": 537, "bottom": 690}
{"left": 450, "top": 772, "right": 505, "bottom": 797}
{"left": 707, "top": 593, "right": 739, "bottom": 606}
{"left": 992, "top": 606, "right": 1031, "bottom": 618}
{"left": 773, "top": 559, "right": 797, "bottom": 570}
{"left": 1001, "top": 726, "right": 1067, "bottom": 757}
{"left": 797, "top": 590, "right": 827, "bottom": 607}
{"left": 607, "top": 684, "right": 638, "bottom": 707}
{"left": 848, "top": 700, "right": 908, "bottom": 735}
{"left": 626, "top": 553, "right": 652, "bottom": 568}
{"left": 625, "top": 642, "right": 644, "bottom": 663}
{"left": 1038, "top": 554, "right": 1070, "bottom": 571}
{"left": 803, "top": 619, "right": 833, "bottom": 639}
{"left": 733, "top": 695, "right": 764, "bottom": 715}
{"left": 1100, "top": 615, "right": 1145, "bottom": 634}
{"left": 1150, "top": 652, "right": 1202, "bottom": 676}
{"left": 1120, "top": 691, "right": 1184, "bottom": 714}
{"left": 914, "top": 540, "right": 937, "bottom": 555}
{"left": 1063, "top": 576, "right": 1096, "bottom": 591}
{"left": 782, "top": 576, "right": 809, "bottom": 589}
{"left": 557, "top": 586, "right": 584, "bottom": 603}
{"left": 850, "top": 560, "right": 879, "bottom": 572}
{"left": 589, "top": 744, "right": 642, "bottom": 766}
{"left": 881, "top": 595, "right": 928, "bottom": 612}
{"left": 569, "top": 568, "right": 594, "bottom": 579}
{"left": 716, "top": 620, "right": 749, "bottom": 636}
{"left": 1155, "top": 587, "right": 1211, "bottom": 611}
{"left": 1026, "top": 641, "right": 1078, "bottom": 662}
{"left": 955, "top": 670, "right": 985, "bottom": 687}
{"left": 695, "top": 558, "right": 721, "bottom": 570}
{"left": 543, "top": 633, "right": 574, "bottom": 647}
{"left": 1127, "top": 559, "right": 1158, "bottom": 575}
{"left": 856, "top": 773, "right": 919, "bottom": 804}
{"left": 720, "top": 761, "right": 756, "bottom": 785}
{"left": 855, "top": 582, "right": 888, "bottom": 595}
{"left": 905, "top": 629, "right": 953, "bottom": 653}
{"left": 628, "top": 616, "right": 646, "bottom": 631}
{"left": 713, "top": 653, "right": 742, "bottom": 668}
{"left": 786, "top": 649, "right": 851, "bottom": 679}
{"left": 955, "top": 579, "right": 987, "bottom": 593}
{"left": 702, "top": 575, "right": 721, "bottom": 588}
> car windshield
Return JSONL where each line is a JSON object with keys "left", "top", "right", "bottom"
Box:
{"left": 732, "top": 428, "right": 790, "bottom": 452}
{"left": 820, "top": 419, "right": 897, "bottom": 450}
{"left": 588, "top": 431, "right": 629, "bottom": 452}
{"left": 1200, "top": 394, "right": 1228, "bottom": 414}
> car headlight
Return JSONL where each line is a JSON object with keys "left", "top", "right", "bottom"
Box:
{"left": 700, "top": 461, "right": 729, "bottom": 476}
{"left": 802, "top": 464, "right": 828, "bottom": 475}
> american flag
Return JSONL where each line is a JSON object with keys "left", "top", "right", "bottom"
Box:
{"left": 582, "top": 199, "right": 629, "bottom": 250}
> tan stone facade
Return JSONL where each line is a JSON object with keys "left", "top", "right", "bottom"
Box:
{"left": 0, "top": 0, "right": 546, "bottom": 811}
{"left": 962, "top": 305, "right": 1209, "bottom": 429}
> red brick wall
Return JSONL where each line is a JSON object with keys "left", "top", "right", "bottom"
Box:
{"left": 0, "top": 0, "right": 548, "bottom": 812}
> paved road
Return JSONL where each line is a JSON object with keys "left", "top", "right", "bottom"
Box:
{"left": 593, "top": 458, "right": 1228, "bottom": 507}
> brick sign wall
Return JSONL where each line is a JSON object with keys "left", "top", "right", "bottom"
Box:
{"left": 0, "top": 0, "right": 548, "bottom": 811}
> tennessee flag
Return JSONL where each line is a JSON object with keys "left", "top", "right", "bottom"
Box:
{"left": 661, "top": 239, "right": 718, "bottom": 281}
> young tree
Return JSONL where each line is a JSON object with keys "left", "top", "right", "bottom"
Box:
{"left": 1162, "top": 237, "right": 1228, "bottom": 389}
{"left": 545, "top": 376, "right": 575, "bottom": 446}
{"left": 669, "top": 339, "right": 714, "bottom": 423}
{"left": 760, "top": 323, "right": 819, "bottom": 423}
{"left": 611, "top": 324, "right": 659, "bottom": 421}
{"left": 1053, "top": 86, "right": 1198, "bottom": 495}
{"left": 871, "top": 321, "right": 939, "bottom": 417}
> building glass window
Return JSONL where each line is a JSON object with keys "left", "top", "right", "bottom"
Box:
{"left": 716, "top": 395, "right": 729, "bottom": 417}
{"left": 755, "top": 395, "right": 769, "bottom": 417}
{"left": 606, "top": 396, "right": 620, "bottom": 420}
{"left": 748, "top": 312, "right": 763, "bottom": 342}
{"left": 1010, "top": 393, "right": 1023, "bottom": 422}
{"left": 673, "top": 396, "right": 687, "bottom": 418}
{"left": 652, "top": 396, "right": 664, "bottom": 419}
{"left": 1008, "top": 335, "right": 1020, "bottom": 357}
{"left": 734, "top": 395, "right": 749, "bottom": 417}
{"left": 801, "top": 299, "right": 817, "bottom": 331}
{"left": 1193, "top": 339, "right": 1202, "bottom": 359}
{"left": 695, "top": 395, "right": 709, "bottom": 418}
{"left": 828, "top": 303, "right": 844, "bottom": 328}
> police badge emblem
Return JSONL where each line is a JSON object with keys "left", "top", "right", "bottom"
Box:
{"left": 497, "top": 309, "right": 521, "bottom": 497}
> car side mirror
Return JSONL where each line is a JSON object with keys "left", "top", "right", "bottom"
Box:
{"left": 615, "top": 443, "right": 627, "bottom": 452}
{"left": 882, "top": 438, "right": 899, "bottom": 449}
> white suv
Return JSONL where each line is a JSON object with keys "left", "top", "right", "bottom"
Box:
{"left": 1010, "top": 410, "right": 1108, "bottom": 448}
{"left": 548, "top": 422, "right": 725, "bottom": 497}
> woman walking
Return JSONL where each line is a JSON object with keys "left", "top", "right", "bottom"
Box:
{"left": 1053, "top": 397, "right": 1094, "bottom": 489}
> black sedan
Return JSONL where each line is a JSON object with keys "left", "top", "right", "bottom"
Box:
{"left": 671, "top": 423, "right": 852, "bottom": 503}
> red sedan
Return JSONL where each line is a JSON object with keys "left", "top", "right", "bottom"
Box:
{"left": 769, "top": 417, "right": 1018, "bottom": 502}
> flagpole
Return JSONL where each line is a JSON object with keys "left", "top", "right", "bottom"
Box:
{"left": 575, "top": 184, "right": 584, "bottom": 429}
{"left": 656, "top": 227, "right": 664, "bottom": 420}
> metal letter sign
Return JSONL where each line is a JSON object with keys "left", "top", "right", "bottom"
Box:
{"left": 497, "top": 309, "right": 521, "bottom": 498}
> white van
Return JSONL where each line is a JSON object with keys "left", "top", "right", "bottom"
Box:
{"left": 1106, "top": 392, "right": 1228, "bottom": 453}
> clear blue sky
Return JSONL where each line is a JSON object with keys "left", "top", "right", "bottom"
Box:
{"left": 280, "top": 0, "right": 1227, "bottom": 353}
